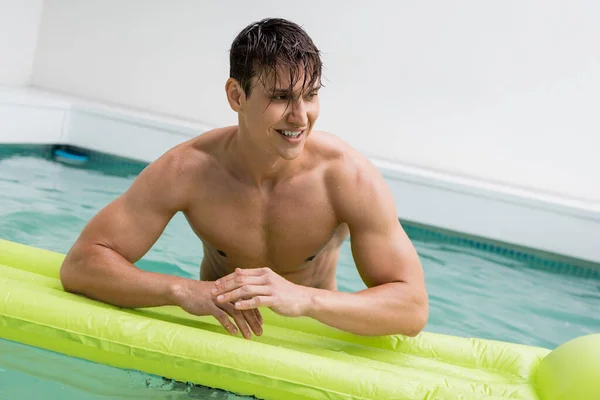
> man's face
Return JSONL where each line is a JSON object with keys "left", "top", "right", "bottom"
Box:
{"left": 239, "top": 67, "right": 320, "bottom": 160}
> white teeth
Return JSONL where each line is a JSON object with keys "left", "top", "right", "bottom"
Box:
{"left": 280, "top": 130, "right": 302, "bottom": 138}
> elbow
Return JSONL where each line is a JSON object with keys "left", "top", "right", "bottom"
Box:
{"left": 395, "top": 289, "right": 429, "bottom": 337}
{"left": 59, "top": 258, "right": 79, "bottom": 294}
{"left": 403, "top": 302, "right": 429, "bottom": 337}
{"left": 59, "top": 249, "right": 87, "bottom": 295}
{"left": 375, "top": 303, "right": 427, "bottom": 337}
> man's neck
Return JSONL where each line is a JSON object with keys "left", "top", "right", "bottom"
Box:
{"left": 226, "top": 126, "right": 299, "bottom": 190}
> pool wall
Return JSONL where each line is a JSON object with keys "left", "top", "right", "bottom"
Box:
{"left": 3, "top": 2, "right": 600, "bottom": 200}
{"left": 1, "top": 86, "right": 599, "bottom": 265}
{"left": 1, "top": 1, "right": 599, "bottom": 263}
{"left": 0, "top": 1, "right": 43, "bottom": 86}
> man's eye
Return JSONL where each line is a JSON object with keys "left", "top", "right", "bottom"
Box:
{"left": 272, "top": 95, "right": 288, "bottom": 101}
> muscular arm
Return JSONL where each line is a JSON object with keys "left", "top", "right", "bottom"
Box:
{"left": 212, "top": 154, "right": 429, "bottom": 336}
{"left": 61, "top": 147, "right": 264, "bottom": 340}
{"left": 304, "top": 156, "right": 429, "bottom": 336}
{"left": 60, "top": 151, "right": 190, "bottom": 308}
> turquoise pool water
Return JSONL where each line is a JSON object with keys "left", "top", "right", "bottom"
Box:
{"left": 1, "top": 146, "right": 599, "bottom": 399}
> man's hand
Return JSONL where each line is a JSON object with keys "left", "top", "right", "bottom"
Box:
{"left": 211, "top": 268, "right": 312, "bottom": 318}
{"left": 173, "top": 280, "right": 263, "bottom": 339}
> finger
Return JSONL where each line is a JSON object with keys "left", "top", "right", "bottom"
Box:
{"left": 215, "top": 267, "right": 271, "bottom": 287}
{"left": 216, "top": 284, "right": 271, "bottom": 304}
{"left": 229, "top": 309, "right": 252, "bottom": 340}
{"left": 212, "top": 310, "right": 238, "bottom": 336}
{"left": 242, "top": 309, "right": 263, "bottom": 336}
{"left": 213, "top": 270, "right": 269, "bottom": 295}
{"left": 221, "top": 302, "right": 252, "bottom": 340}
{"left": 212, "top": 275, "right": 267, "bottom": 296}
{"left": 253, "top": 308, "right": 263, "bottom": 325}
{"left": 234, "top": 296, "right": 274, "bottom": 311}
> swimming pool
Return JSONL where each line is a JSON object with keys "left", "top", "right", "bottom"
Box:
{"left": 1, "top": 145, "right": 599, "bottom": 399}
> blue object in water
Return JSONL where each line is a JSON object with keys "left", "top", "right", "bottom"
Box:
{"left": 52, "top": 148, "right": 89, "bottom": 166}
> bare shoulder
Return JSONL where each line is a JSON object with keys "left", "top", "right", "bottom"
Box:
{"left": 312, "top": 131, "right": 385, "bottom": 196}
{"left": 311, "top": 131, "right": 395, "bottom": 223}
{"left": 149, "top": 127, "right": 233, "bottom": 177}
{"left": 125, "top": 127, "right": 231, "bottom": 209}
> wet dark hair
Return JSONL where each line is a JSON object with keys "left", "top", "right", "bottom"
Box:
{"left": 229, "top": 18, "right": 323, "bottom": 98}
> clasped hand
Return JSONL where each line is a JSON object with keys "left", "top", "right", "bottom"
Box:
{"left": 211, "top": 267, "right": 311, "bottom": 332}
{"left": 177, "top": 268, "right": 310, "bottom": 340}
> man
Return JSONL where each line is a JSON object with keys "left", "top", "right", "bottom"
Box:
{"left": 60, "top": 18, "right": 429, "bottom": 340}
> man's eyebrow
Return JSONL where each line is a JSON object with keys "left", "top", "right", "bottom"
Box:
{"left": 271, "top": 88, "right": 291, "bottom": 94}
{"left": 270, "top": 87, "right": 320, "bottom": 95}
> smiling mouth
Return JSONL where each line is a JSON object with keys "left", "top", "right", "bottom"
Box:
{"left": 276, "top": 129, "right": 305, "bottom": 139}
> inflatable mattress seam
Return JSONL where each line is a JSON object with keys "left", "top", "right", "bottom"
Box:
{"left": 0, "top": 312, "right": 375, "bottom": 400}
{"left": 0, "top": 277, "right": 536, "bottom": 385}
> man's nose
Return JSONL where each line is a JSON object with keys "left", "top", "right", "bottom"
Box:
{"left": 287, "top": 98, "right": 308, "bottom": 127}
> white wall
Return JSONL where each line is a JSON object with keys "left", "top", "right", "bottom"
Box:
{"left": 0, "top": 0, "right": 44, "bottom": 86}
{"left": 31, "top": 0, "right": 600, "bottom": 203}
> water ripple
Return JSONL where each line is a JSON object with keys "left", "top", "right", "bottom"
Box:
{"left": 1, "top": 150, "right": 599, "bottom": 399}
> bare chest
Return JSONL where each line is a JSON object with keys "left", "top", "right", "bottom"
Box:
{"left": 185, "top": 176, "right": 341, "bottom": 274}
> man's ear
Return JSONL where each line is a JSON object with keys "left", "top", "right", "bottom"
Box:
{"left": 225, "top": 78, "right": 245, "bottom": 112}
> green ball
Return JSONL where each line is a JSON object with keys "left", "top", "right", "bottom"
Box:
{"left": 536, "top": 334, "right": 600, "bottom": 400}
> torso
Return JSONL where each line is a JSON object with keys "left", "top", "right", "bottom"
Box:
{"left": 178, "top": 127, "right": 351, "bottom": 290}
